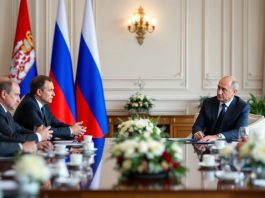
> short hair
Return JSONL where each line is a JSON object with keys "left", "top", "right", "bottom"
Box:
{"left": 0, "top": 78, "right": 13, "bottom": 94}
{"left": 231, "top": 80, "right": 239, "bottom": 90}
{"left": 30, "top": 75, "right": 52, "bottom": 95}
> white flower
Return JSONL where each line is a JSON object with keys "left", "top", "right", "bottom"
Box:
{"left": 122, "top": 160, "right": 132, "bottom": 171}
{"left": 125, "top": 92, "right": 154, "bottom": 111}
{"left": 219, "top": 145, "right": 235, "bottom": 158}
{"left": 138, "top": 142, "right": 148, "bottom": 154}
{"left": 171, "top": 143, "right": 183, "bottom": 160}
{"left": 147, "top": 139, "right": 165, "bottom": 157}
{"left": 252, "top": 143, "right": 265, "bottom": 164}
{"left": 117, "top": 118, "right": 161, "bottom": 137}
{"left": 15, "top": 155, "right": 50, "bottom": 184}
{"left": 111, "top": 136, "right": 186, "bottom": 176}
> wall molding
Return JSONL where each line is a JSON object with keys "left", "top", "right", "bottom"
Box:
{"left": 242, "top": 0, "right": 263, "bottom": 90}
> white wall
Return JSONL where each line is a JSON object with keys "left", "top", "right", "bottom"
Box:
{"left": 0, "top": 0, "right": 264, "bottom": 115}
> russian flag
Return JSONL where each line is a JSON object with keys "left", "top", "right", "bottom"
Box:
{"left": 49, "top": 0, "right": 76, "bottom": 124}
{"left": 75, "top": 0, "right": 108, "bottom": 138}
{"left": 9, "top": 0, "right": 37, "bottom": 96}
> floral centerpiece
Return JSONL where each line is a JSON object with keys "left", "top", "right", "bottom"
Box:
{"left": 125, "top": 92, "right": 154, "bottom": 113}
{"left": 111, "top": 135, "right": 187, "bottom": 179}
{"left": 116, "top": 118, "right": 165, "bottom": 139}
{"left": 15, "top": 154, "right": 51, "bottom": 196}
{"left": 218, "top": 145, "right": 236, "bottom": 169}
{"left": 219, "top": 144, "right": 236, "bottom": 159}
{"left": 239, "top": 140, "right": 265, "bottom": 179}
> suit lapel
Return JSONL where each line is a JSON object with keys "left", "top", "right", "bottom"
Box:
{"left": 0, "top": 105, "right": 14, "bottom": 132}
{"left": 31, "top": 95, "right": 48, "bottom": 126}
{"left": 211, "top": 98, "right": 220, "bottom": 132}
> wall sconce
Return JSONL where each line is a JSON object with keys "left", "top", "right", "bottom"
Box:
{"left": 127, "top": 6, "right": 157, "bottom": 45}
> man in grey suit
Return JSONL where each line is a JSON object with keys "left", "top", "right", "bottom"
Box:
{"left": 192, "top": 76, "right": 249, "bottom": 142}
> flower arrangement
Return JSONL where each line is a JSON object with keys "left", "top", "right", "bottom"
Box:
{"left": 111, "top": 136, "right": 187, "bottom": 179}
{"left": 116, "top": 118, "right": 164, "bottom": 139}
{"left": 239, "top": 140, "right": 265, "bottom": 165}
{"left": 219, "top": 145, "right": 236, "bottom": 159}
{"left": 15, "top": 154, "right": 51, "bottom": 184}
{"left": 125, "top": 92, "right": 154, "bottom": 112}
{"left": 239, "top": 140, "right": 265, "bottom": 179}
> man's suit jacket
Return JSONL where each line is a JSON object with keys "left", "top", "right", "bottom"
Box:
{"left": 192, "top": 96, "right": 249, "bottom": 141}
{"left": 14, "top": 94, "right": 71, "bottom": 139}
{"left": 0, "top": 142, "right": 21, "bottom": 156}
{"left": 0, "top": 105, "right": 38, "bottom": 143}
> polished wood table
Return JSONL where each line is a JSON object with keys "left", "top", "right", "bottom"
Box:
{"left": 39, "top": 139, "right": 265, "bottom": 198}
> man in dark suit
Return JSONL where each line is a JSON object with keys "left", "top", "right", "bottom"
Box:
{"left": 0, "top": 141, "right": 37, "bottom": 156}
{"left": 14, "top": 75, "right": 86, "bottom": 139}
{"left": 192, "top": 76, "right": 249, "bottom": 141}
{"left": 0, "top": 78, "right": 53, "bottom": 143}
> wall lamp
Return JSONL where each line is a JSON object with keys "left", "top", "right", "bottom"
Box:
{"left": 127, "top": 6, "right": 157, "bottom": 45}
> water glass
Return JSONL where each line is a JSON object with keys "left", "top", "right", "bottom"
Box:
{"left": 238, "top": 127, "right": 249, "bottom": 140}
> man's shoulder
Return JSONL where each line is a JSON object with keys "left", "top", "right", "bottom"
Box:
{"left": 234, "top": 95, "right": 249, "bottom": 107}
{"left": 204, "top": 96, "right": 218, "bottom": 105}
{"left": 19, "top": 94, "right": 38, "bottom": 107}
{"left": 15, "top": 95, "right": 38, "bottom": 116}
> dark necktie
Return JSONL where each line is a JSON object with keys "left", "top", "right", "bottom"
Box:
{"left": 5, "top": 112, "right": 14, "bottom": 131}
{"left": 41, "top": 107, "right": 47, "bottom": 125}
{"left": 214, "top": 103, "right": 226, "bottom": 133}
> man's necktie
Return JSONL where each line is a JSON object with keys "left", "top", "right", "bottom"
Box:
{"left": 41, "top": 107, "right": 47, "bottom": 125}
{"left": 214, "top": 103, "right": 226, "bottom": 133}
{"left": 5, "top": 112, "right": 14, "bottom": 131}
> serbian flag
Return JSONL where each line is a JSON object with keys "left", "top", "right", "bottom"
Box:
{"left": 49, "top": 0, "right": 76, "bottom": 124}
{"left": 75, "top": 0, "right": 108, "bottom": 138}
{"left": 9, "top": 0, "right": 37, "bottom": 96}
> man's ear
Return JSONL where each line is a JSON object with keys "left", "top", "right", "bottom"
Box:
{"left": 36, "top": 89, "right": 42, "bottom": 97}
{"left": 234, "top": 89, "right": 238, "bottom": 95}
{"left": 0, "top": 90, "right": 7, "bottom": 99}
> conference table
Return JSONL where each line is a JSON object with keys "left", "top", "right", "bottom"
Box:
{"left": 1, "top": 138, "right": 265, "bottom": 198}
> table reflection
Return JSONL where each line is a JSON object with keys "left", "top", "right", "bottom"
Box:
{"left": 2, "top": 138, "right": 265, "bottom": 197}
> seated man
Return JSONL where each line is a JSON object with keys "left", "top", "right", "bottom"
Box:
{"left": 0, "top": 78, "right": 53, "bottom": 143}
{"left": 192, "top": 76, "right": 249, "bottom": 142}
{"left": 14, "top": 75, "right": 86, "bottom": 139}
{"left": 0, "top": 141, "right": 36, "bottom": 156}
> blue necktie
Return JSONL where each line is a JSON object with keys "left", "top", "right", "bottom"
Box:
{"left": 214, "top": 103, "right": 226, "bottom": 133}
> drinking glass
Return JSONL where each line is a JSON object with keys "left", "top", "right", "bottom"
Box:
{"left": 233, "top": 155, "right": 245, "bottom": 183}
{"left": 238, "top": 127, "right": 249, "bottom": 140}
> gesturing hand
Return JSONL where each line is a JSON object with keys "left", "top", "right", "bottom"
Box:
{"left": 70, "top": 121, "right": 87, "bottom": 136}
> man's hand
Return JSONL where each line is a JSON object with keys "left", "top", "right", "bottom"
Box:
{"left": 36, "top": 125, "right": 53, "bottom": 141}
{"left": 236, "top": 136, "right": 248, "bottom": 151}
{"left": 199, "top": 135, "right": 218, "bottom": 142}
{"left": 22, "top": 141, "right": 37, "bottom": 153}
{"left": 194, "top": 131, "right": 205, "bottom": 140}
{"left": 70, "top": 121, "right": 86, "bottom": 136}
{"left": 37, "top": 141, "right": 54, "bottom": 151}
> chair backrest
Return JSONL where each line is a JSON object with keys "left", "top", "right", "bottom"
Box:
{"left": 248, "top": 114, "right": 265, "bottom": 140}
{"left": 248, "top": 114, "right": 264, "bottom": 125}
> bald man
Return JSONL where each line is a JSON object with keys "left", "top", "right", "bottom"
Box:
{"left": 192, "top": 76, "right": 249, "bottom": 142}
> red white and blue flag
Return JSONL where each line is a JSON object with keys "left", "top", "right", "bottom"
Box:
{"left": 75, "top": 0, "right": 108, "bottom": 186}
{"left": 49, "top": 0, "right": 76, "bottom": 124}
{"left": 9, "top": 0, "right": 37, "bottom": 96}
{"left": 75, "top": 0, "right": 108, "bottom": 138}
